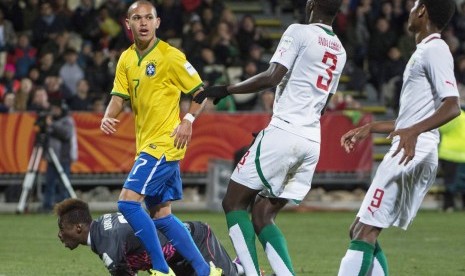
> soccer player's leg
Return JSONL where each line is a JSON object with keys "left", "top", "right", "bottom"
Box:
{"left": 338, "top": 217, "right": 380, "bottom": 276}
{"left": 253, "top": 196, "right": 295, "bottom": 276}
{"left": 147, "top": 160, "right": 212, "bottom": 276}
{"left": 186, "top": 221, "right": 240, "bottom": 276}
{"left": 223, "top": 180, "right": 261, "bottom": 276}
{"left": 118, "top": 153, "right": 170, "bottom": 273}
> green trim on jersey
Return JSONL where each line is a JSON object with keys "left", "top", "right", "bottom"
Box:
{"left": 186, "top": 82, "right": 204, "bottom": 95}
{"left": 110, "top": 91, "right": 130, "bottom": 100}
{"left": 137, "top": 38, "right": 160, "bottom": 66}
{"left": 255, "top": 130, "right": 276, "bottom": 197}
{"left": 316, "top": 25, "right": 335, "bottom": 36}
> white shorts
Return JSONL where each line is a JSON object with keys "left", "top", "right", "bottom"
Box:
{"left": 358, "top": 148, "right": 438, "bottom": 230}
{"left": 230, "top": 125, "right": 320, "bottom": 204}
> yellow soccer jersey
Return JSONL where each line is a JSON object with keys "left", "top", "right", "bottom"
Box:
{"left": 111, "top": 39, "right": 203, "bottom": 161}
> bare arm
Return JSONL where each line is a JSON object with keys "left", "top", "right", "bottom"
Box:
{"left": 100, "top": 96, "right": 125, "bottom": 135}
{"left": 227, "top": 63, "right": 288, "bottom": 94}
{"left": 171, "top": 88, "right": 207, "bottom": 149}
{"left": 340, "top": 120, "right": 396, "bottom": 153}
{"left": 388, "top": 96, "right": 460, "bottom": 165}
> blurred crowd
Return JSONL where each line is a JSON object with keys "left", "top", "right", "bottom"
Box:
{"left": 0, "top": 0, "right": 465, "bottom": 115}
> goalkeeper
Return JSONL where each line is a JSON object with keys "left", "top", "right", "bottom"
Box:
{"left": 55, "top": 198, "right": 241, "bottom": 276}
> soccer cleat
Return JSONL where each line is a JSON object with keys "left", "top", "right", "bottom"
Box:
{"left": 149, "top": 267, "right": 176, "bottom": 276}
{"left": 209, "top": 261, "right": 223, "bottom": 276}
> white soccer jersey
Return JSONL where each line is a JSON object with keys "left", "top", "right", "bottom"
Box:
{"left": 269, "top": 23, "right": 347, "bottom": 143}
{"left": 394, "top": 33, "right": 459, "bottom": 158}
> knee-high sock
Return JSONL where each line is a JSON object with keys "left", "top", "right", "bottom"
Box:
{"left": 258, "top": 224, "right": 295, "bottom": 276}
{"left": 338, "top": 240, "right": 375, "bottom": 276}
{"left": 369, "top": 242, "right": 388, "bottom": 276}
{"left": 117, "top": 201, "right": 169, "bottom": 273}
{"left": 154, "top": 214, "right": 209, "bottom": 276}
{"left": 226, "top": 210, "right": 260, "bottom": 276}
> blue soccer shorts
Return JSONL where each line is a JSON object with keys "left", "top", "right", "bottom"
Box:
{"left": 123, "top": 152, "right": 183, "bottom": 209}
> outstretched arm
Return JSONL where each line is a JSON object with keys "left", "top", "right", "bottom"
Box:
{"left": 193, "top": 63, "right": 288, "bottom": 104}
{"left": 341, "top": 120, "right": 396, "bottom": 153}
{"left": 388, "top": 96, "right": 460, "bottom": 165}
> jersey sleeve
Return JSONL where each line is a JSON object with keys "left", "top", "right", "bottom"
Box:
{"left": 423, "top": 44, "right": 459, "bottom": 100}
{"left": 111, "top": 51, "right": 130, "bottom": 100}
{"left": 270, "top": 24, "right": 302, "bottom": 70}
{"left": 168, "top": 49, "right": 203, "bottom": 95}
{"left": 103, "top": 229, "right": 135, "bottom": 275}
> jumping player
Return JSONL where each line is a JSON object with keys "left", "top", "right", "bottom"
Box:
{"left": 193, "top": 0, "right": 346, "bottom": 275}
{"left": 337, "top": 1, "right": 460, "bottom": 275}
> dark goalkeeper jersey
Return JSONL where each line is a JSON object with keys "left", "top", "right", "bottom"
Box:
{"left": 89, "top": 213, "right": 238, "bottom": 276}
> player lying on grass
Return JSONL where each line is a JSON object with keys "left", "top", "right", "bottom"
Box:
{"left": 55, "top": 198, "right": 242, "bottom": 276}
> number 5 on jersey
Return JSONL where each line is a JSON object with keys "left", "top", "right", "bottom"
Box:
{"left": 316, "top": 51, "right": 337, "bottom": 92}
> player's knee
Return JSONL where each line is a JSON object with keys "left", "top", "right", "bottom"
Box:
{"left": 117, "top": 200, "right": 140, "bottom": 216}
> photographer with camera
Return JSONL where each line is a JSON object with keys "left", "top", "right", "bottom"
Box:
{"left": 41, "top": 99, "right": 77, "bottom": 212}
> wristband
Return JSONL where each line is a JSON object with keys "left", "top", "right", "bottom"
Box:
{"left": 183, "top": 113, "right": 195, "bottom": 123}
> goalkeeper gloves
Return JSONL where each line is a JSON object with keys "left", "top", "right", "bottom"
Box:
{"left": 193, "top": 85, "right": 230, "bottom": 105}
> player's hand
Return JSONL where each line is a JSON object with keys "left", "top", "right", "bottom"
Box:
{"left": 170, "top": 120, "right": 192, "bottom": 149}
{"left": 193, "top": 85, "right": 229, "bottom": 105}
{"left": 100, "top": 117, "right": 120, "bottom": 135}
{"left": 340, "top": 124, "right": 371, "bottom": 153}
{"left": 387, "top": 127, "right": 420, "bottom": 165}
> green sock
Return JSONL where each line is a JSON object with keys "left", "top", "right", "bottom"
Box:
{"left": 349, "top": 240, "right": 375, "bottom": 276}
{"left": 258, "top": 224, "right": 295, "bottom": 275}
{"left": 226, "top": 210, "right": 260, "bottom": 275}
{"left": 374, "top": 241, "right": 389, "bottom": 275}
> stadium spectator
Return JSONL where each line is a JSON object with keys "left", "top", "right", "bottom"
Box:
{"left": 68, "top": 79, "right": 92, "bottom": 111}
{"left": 99, "top": 1, "right": 221, "bottom": 275}
{"left": 0, "top": 9, "right": 17, "bottom": 53}
{"left": 71, "top": 0, "right": 100, "bottom": 45}
{"left": 59, "top": 48, "right": 84, "bottom": 98}
{"left": 27, "top": 86, "right": 50, "bottom": 112}
{"left": 22, "top": 0, "right": 41, "bottom": 32}
{"left": 85, "top": 50, "right": 112, "bottom": 97}
{"left": 439, "top": 110, "right": 465, "bottom": 211}
{"left": 247, "top": 44, "right": 268, "bottom": 73}
{"left": 54, "top": 198, "right": 242, "bottom": 276}
{"left": 0, "top": 64, "right": 20, "bottom": 97}
{"left": 97, "top": 6, "right": 122, "bottom": 50}
{"left": 192, "top": 47, "right": 225, "bottom": 87}
{"left": 37, "top": 52, "right": 60, "bottom": 85}
{"left": 193, "top": 1, "right": 347, "bottom": 275}
{"left": 32, "top": 1, "right": 68, "bottom": 49}
{"left": 14, "top": 77, "right": 34, "bottom": 111}
{"left": 0, "top": 92, "right": 15, "bottom": 113}
{"left": 367, "top": 17, "right": 397, "bottom": 95}
{"left": 236, "top": 14, "right": 272, "bottom": 58}
{"left": 0, "top": 0, "right": 24, "bottom": 32}
{"left": 209, "top": 21, "right": 238, "bottom": 67}
{"left": 252, "top": 88, "right": 274, "bottom": 113}
{"left": 44, "top": 75, "right": 65, "bottom": 101}
{"left": 91, "top": 96, "right": 106, "bottom": 113}
{"left": 337, "top": 1, "right": 460, "bottom": 275}
{"left": 42, "top": 99, "right": 77, "bottom": 212}
{"left": 10, "top": 33, "right": 37, "bottom": 79}
{"left": 182, "top": 19, "right": 207, "bottom": 60}
{"left": 77, "top": 40, "right": 94, "bottom": 69}
{"left": 157, "top": 0, "right": 184, "bottom": 39}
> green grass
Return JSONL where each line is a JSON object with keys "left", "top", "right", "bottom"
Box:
{"left": 1, "top": 211, "right": 465, "bottom": 275}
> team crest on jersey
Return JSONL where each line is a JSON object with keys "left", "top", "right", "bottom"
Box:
{"left": 146, "top": 62, "right": 156, "bottom": 77}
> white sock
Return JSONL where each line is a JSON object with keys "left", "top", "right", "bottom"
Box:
{"left": 369, "top": 257, "right": 385, "bottom": 276}
{"left": 264, "top": 242, "right": 293, "bottom": 276}
{"left": 229, "top": 224, "right": 259, "bottom": 276}
{"left": 338, "top": 249, "right": 365, "bottom": 276}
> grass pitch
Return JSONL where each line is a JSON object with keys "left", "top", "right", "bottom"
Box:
{"left": 0, "top": 210, "right": 464, "bottom": 275}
